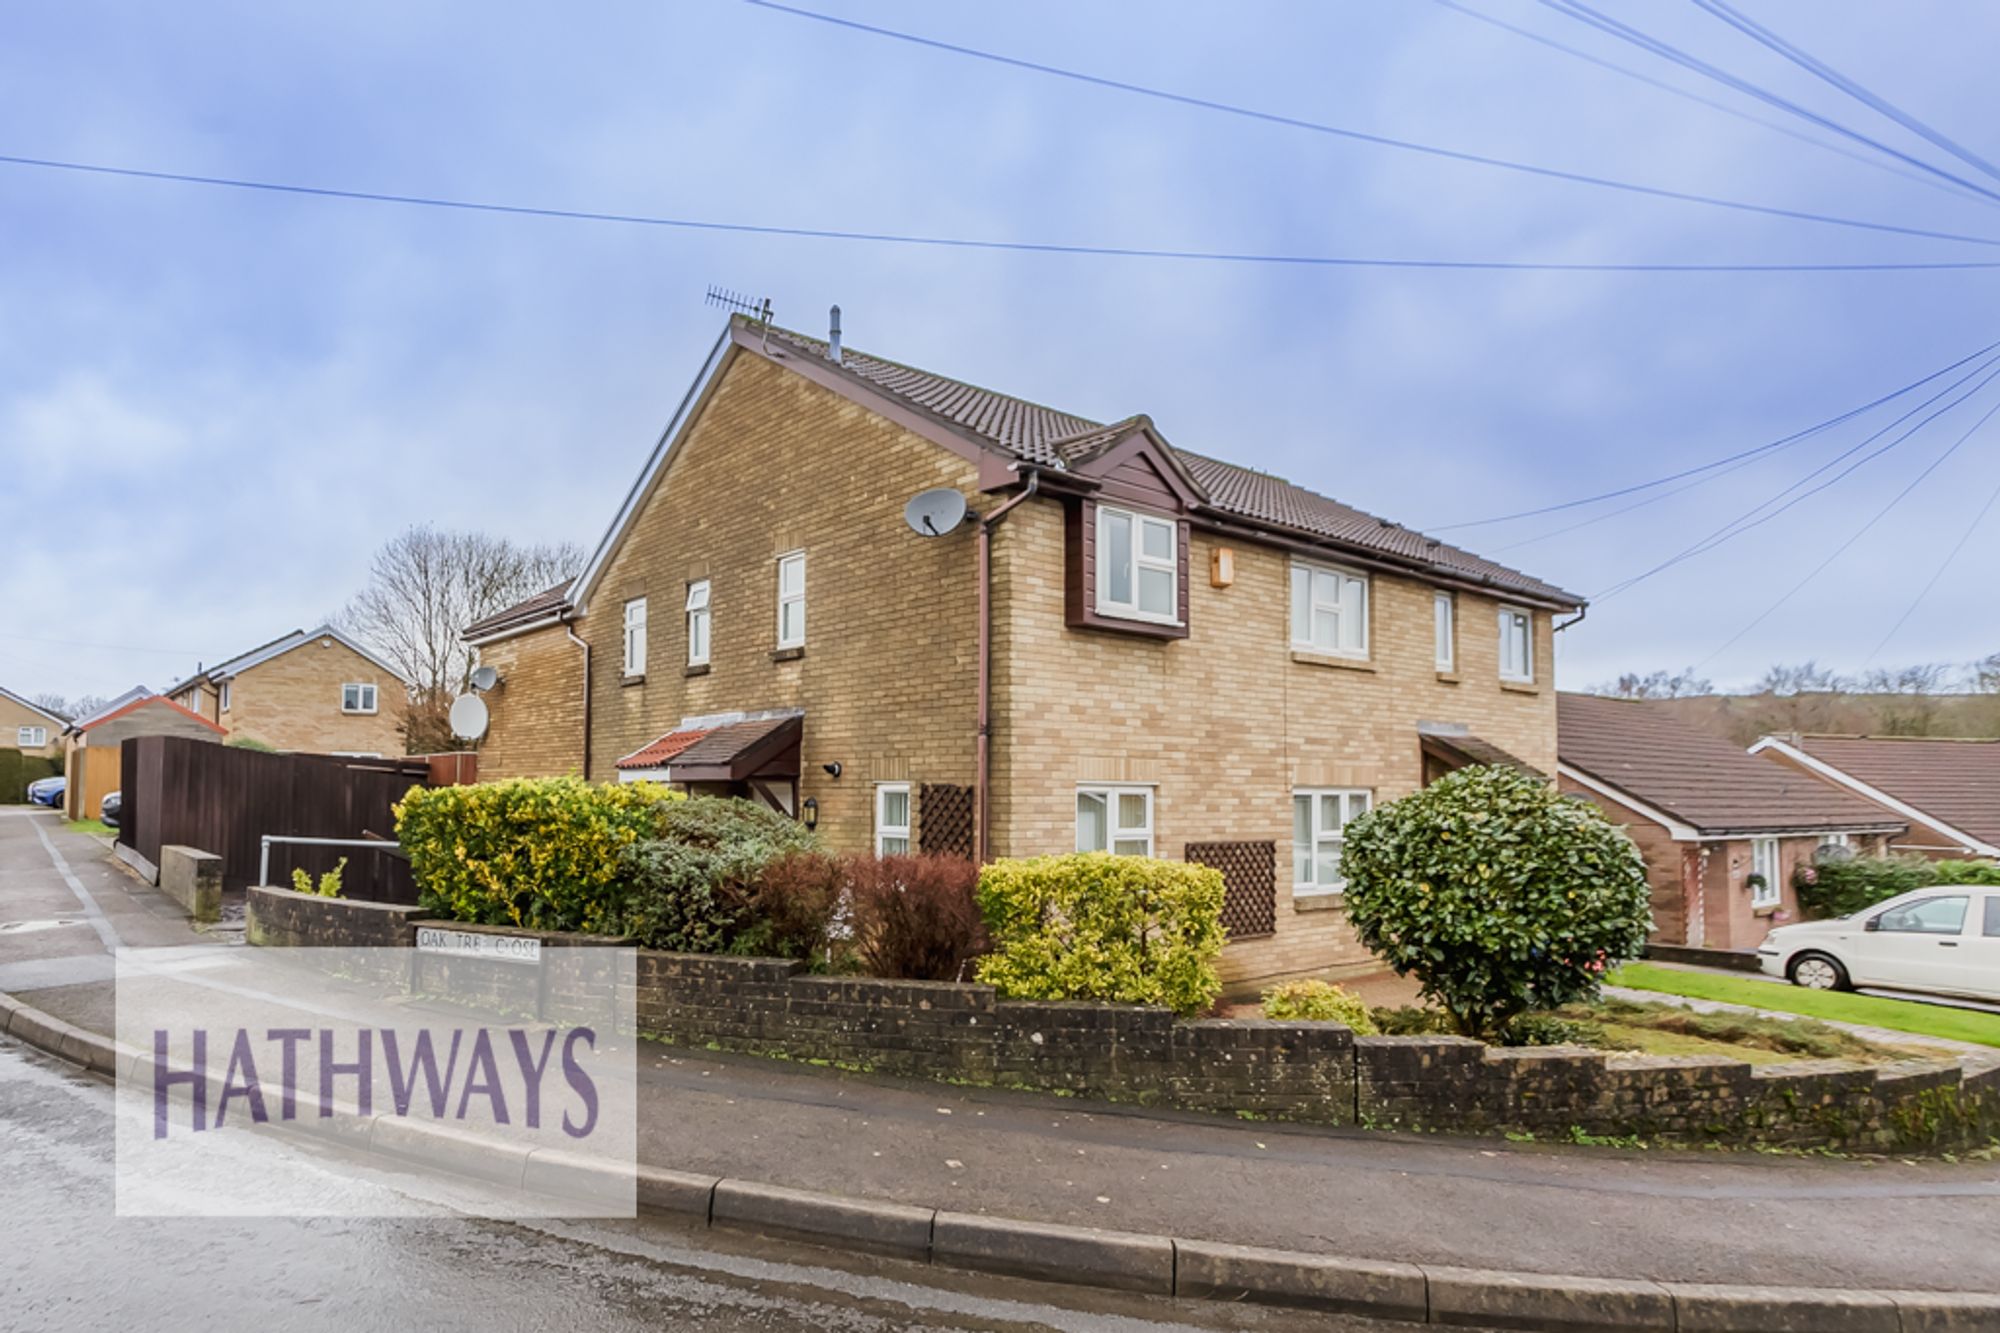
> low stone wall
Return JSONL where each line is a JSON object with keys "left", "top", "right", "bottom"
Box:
{"left": 245, "top": 884, "right": 427, "bottom": 949}
{"left": 410, "top": 922, "right": 631, "bottom": 1026}
{"left": 1643, "top": 942, "right": 1763, "bottom": 973}
{"left": 158, "top": 845, "right": 222, "bottom": 924}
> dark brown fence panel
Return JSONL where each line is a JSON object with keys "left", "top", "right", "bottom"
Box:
{"left": 423, "top": 752, "right": 479, "bottom": 786}
{"left": 918, "top": 784, "right": 975, "bottom": 860}
{"left": 120, "top": 736, "right": 433, "bottom": 903}
{"left": 1185, "top": 840, "right": 1277, "bottom": 940}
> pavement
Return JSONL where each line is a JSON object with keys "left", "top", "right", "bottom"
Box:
{"left": 6, "top": 806, "right": 2000, "bottom": 1300}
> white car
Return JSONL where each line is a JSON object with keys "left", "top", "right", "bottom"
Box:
{"left": 1758, "top": 886, "right": 2000, "bottom": 1002}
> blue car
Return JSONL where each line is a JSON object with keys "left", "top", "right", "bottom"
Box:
{"left": 25, "top": 776, "right": 65, "bottom": 807}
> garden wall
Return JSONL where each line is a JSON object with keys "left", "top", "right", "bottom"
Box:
{"left": 245, "top": 884, "right": 426, "bottom": 949}
{"left": 245, "top": 902, "right": 2000, "bottom": 1153}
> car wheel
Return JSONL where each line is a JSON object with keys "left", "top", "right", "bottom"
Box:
{"left": 1788, "top": 952, "right": 1848, "bottom": 991}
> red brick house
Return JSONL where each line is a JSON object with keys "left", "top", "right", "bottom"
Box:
{"left": 1750, "top": 734, "right": 2000, "bottom": 862}
{"left": 1558, "top": 694, "right": 1905, "bottom": 950}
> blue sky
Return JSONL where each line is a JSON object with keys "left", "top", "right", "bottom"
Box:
{"left": 4, "top": 1, "right": 1997, "bottom": 702}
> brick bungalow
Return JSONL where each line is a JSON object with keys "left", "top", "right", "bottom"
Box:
{"left": 1558, "top": 694, "right": 1906, "bottom": 950}
{"left": 465, "top": 312, "right": 1581, "bottom": 991}
{"left": 163, "top": 626, "right": 409, "bottom": 756}
{"left": 1749, "top": 734, "right": 2000, "bottom": 861}
{"left": 0, "top": 684, "right": 66, "bottom": 760}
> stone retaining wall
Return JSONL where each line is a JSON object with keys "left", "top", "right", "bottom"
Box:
{"left": 245, "top": 884, "right": 426, "bottom": 949}
{"left": 243, "top": 904, "right": 2000, "bottom": 1152}
{"left": 158, "top": 845, "right": 222, "bottom": 924}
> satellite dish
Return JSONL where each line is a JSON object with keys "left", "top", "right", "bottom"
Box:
{"left": 904, "top": 488, "right": 968, "bottom": 537}
{"left": 448, "top": 693, "right": 489, "bottom": 742}
{"left": 469, "top": 665, "right": 500, "bottom": 692}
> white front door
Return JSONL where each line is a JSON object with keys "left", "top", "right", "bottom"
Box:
{"left": 1856, "top": 894, "right": 1972, "bottom": 991}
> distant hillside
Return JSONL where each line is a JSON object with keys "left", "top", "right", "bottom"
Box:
{"left": 1604, "top": 692, "right": 2000, "bottom": 748}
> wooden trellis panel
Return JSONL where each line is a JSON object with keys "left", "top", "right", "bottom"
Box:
{"left": 1185, "top": 840, "right": 1278, "bottom": 939}
{"left": 919, "top": 783, "right": 976, "bottom": 860}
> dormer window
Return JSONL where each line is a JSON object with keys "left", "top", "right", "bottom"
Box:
{"left": 1096, "top": 505, "right": 1178, "bottom": 624}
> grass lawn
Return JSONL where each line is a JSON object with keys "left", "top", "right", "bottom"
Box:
{"left": 62, "top": 819, "right": 112, "bottom": 837}
{"left": 1610, "top": 961, "right": 2000, "bottom": 1049}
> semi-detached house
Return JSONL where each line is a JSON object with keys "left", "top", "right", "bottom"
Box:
{"left": 466, "top": 313, "right": 1582, "bottom": 990}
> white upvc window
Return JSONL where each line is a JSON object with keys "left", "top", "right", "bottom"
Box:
{"left": 1817, "top": 832, "right": 1851, "bottom": 851}
{"left": 1076, "top": 785, "right": 1154, "bottom": 857}
{"left": 1294, "top": 789, "right": 1371, "bottom": 895}
{"left": 1498, "top": 606, "right": 1534, "bottom": 682}
{"left": 17, "top": 725, "right": 46, "bottom": 748}
{"left": 623, "top": 597, "right": 648, "bottom": 676}
{"left": 777, "top": 551, "right": 806, "bottom": 648}
{"left": 1749, "top": 837, "right": 1781, "bottom": 909}
{"left": 1290, "top": 559, "right": 1368, "bottom": 657}
{"left": 685, "top": 580, "right": 711, "bottom": 666}
{"left": 340, "top": 682, "right": 378, "bottom": 714}
{"left": 875, "top": 783, "right": 912, "bottom": 856}
{"left": 183, "top": 690, "right": 201, "bottom": 715}
{"left": 219, "top": 681, "right": 231, "bottom": 712}
{"left": 1095, "top": 505, "right": 1178, "bottom": 623}
{"left": 1434, "top": 592, "right": 1455, "bottom": 672}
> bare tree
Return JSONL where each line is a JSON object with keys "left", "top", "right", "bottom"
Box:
{"left": 1594, "top": 668, "right": 1713, "bottom": 699}
{"left": 30, "top": 692, "right": 105, "bottom": 723}
{"left": 339, "top": 526, "right": 583, "bottom": 753}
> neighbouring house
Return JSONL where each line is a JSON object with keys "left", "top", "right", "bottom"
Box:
{"left": 1558, "top": 694, "right": 1907, "bottom": 950}
{"left": 61, "top": 689, "right": 224, "bottom": 821}
{"left": 0, "top": 685, "right": 66, "bottom": 759}
{"left": 161, "top": 626, "right": 410, "bottom": 757}
{"left": 465, "top": 312, "right": 1580, "bottom": 992}
{"left": 1749, "top": 733, "right": 2000, "bottom": 861}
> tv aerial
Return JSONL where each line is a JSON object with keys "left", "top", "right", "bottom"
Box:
{"left": 904, "top": 488, "right": 969, "bottom": 537}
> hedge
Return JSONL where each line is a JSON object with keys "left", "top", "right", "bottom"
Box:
{"left": 0, "top": 748, "right": 62, "bottom": 804}
{"left": 975, "top": 853, "right": 1226, "bottom": 1016}
{"left": 1796, "top": 853, "right": 2000, "bottom": 919}
{"left": 395, "top": 777, "right": 677, "bottom": 933}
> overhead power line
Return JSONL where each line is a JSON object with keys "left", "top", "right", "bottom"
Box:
{"left": 1592, "top": 353, "right": 2000, "bottom": 600}
{"left": 12, "top": 151, "right": 2000, "bottom": 274}
{"left": 1697, "top": 393, "right": 2000, "bottom": 669}
{"left": 1863, "top": 468, "right": 2000, "bottom": 665}
{"left": 1431, "top": 0, "right": 1985, "bottom": 206}
{"left": 737, "top": 0, "right": 2000, "bottom": 251}
{"left": 1429, "top": 334, "right": 2000, "bottom": 531}
{"left": 1536, "top": 0, "right": 2000, "bottom": 207}
{"left": 1692, "top": 0, "right": 2000, "bottom": 188}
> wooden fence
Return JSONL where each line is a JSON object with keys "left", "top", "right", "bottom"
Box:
{"left": 119, "top": 736, "right": 476, "bottom": 903}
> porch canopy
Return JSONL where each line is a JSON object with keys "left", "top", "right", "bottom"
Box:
{"left": 617, "top": 713, "right": 804, "bottom": 814}
{"left": 1419, "top": 725, "right": 1545, "bottom": 783}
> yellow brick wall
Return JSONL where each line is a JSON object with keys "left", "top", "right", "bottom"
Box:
{"left": 226, "top": 638, "right": 406, "bottom": 755}
{"left": 574, "top": 350, "right": 982, "bottom": 854}
{"left": 0, "top": 694, "right": 63, "bottom": 757}
{"left": 474, "top": 623, "right": 586, "bottom": 779}
{"left": 990, "top": 498, "right": 1559, "bottom": 993}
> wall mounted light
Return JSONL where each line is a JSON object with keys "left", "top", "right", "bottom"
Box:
{"left": 822, "top": 761, "right": 842, "bottom": 778}
{"left": 801, "top": 797, "right": 819, "bottom": 830}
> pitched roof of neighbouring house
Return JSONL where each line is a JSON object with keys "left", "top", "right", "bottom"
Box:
{"left": 0, "top": 685, "right": 68, "bottom": 727}
{"left": 1558, "top": 693, "right": 1906, "bottom": 838}
{"left": 75, "top": 692, "right": 226, "bottom": 736}
{"left": 165, "top": 625, "right": 409, "bottom": 695}
{"left": 1767, "top": 734, "right": 2000, "bottom": 853}
{"left": 754, "top": 323, "right": 1580, "bottom": 606}
{"left": 463, "top": 581, "right": 576, "bottom": 642}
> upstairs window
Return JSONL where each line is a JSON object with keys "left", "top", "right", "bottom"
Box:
{"left": 17, "top": 725, "right": 45, "bottom": 748}
{"left": 340, "top": 683, "right": 378, "bottom": 714}
{"left": 875, "top": 783, "right": 911, "bottom": 856}
{"left": 1096, "top": 505, "right": 1178, "bottom": 623}
{"left": 220, "top": 681, "right": 232, "bottom": 712}
{"left": 1076, "top": 785, "right": 1153, "bottom": 856}
{"left": 623, "top": 597, "right": 648, "bottom": 677}
{"left": 1434, "top": 592, "right": 1455, "bottom": 672}
{"left": 1498, "top": 607, "right": 1534, "bottom": 682}
{"left": 1291, "top": 561, "right": 1368, "bottom": 658}
{"left": 685, "top": 580, "right": 711, "bottom": 666}
{"left": 777, "top": 552, "right": 806, "bottom": 648}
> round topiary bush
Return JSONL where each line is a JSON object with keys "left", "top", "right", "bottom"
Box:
{"left": 1260, "top": 979, "right": 1377, "bottom": 1033}
{"left": 1339, "top": 765, "right": 1651, "bottom": 1041}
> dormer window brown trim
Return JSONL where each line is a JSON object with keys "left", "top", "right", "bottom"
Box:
{"left": 1064, "top": 497, "right": 1191, "bottom": 640}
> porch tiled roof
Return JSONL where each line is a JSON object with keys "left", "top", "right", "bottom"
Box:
{"left": 614, "top": 728, "right": 711, "bottom": 771}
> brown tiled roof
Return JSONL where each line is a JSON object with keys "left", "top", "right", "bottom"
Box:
{"left": 761, "top": 324, "right": 1578, "bottom": 606}
{"left": 1558, "top": 694, "right": 1905, "bottom": 837}
{"left": 1423, "top": 732, "right": 1545, "bottom": 780}
{"left": 463, "top": 581, "right": 574, "bottom": 639}
{"left": 1793, "top": 735, "right": 2000, "bottom": 850}
{"left": 615, "top": 728, "right": 711, "bottom": 771}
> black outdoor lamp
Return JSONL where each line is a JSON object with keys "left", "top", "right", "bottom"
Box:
{"left": 801, "top": 797, "right": 819, "bottom": 830}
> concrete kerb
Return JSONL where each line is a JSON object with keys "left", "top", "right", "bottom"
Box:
{"left": 7, "top": 989, "right": 1999, "bottom": 1333}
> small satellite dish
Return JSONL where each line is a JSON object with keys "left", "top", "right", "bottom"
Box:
{"left": 469, "top": 665, "right": 500, "bottom": 692}
{"left": 904, "top": 488, "right": 968, "bottom": 537}
{"left": 448, "top": 693, "right": 489, "bottom": 742}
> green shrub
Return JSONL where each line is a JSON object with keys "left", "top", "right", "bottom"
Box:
{"left": 1796, "top": 854, "right": 1944, "bottom": 918}
{"left": 616, "top": 796, "right": 819, "bottom": 952}
{"left": 974, "top": 853, "right": 1225, "bottom": 1016}
{"left": 1260, "top": 979, "right": 1376, "bottom": 1033}
{"left": 1340, "top": 766, "right": 1652, "bottom": 1041}
{"left": 1505, "top": 1013, "right": 1606, "bottom": 1047}
{"left": 1930, "top": 860, "right": 2000, "bottom": 887}
{"left": 228, "top": 736, "right": 280, "bottom": 753}
{"left": 1369, "top": 1005, "right": 1455, "bottom": 1035}
{"left": 396, "top": 777, "right": 674, "bottom": 933}
{"left": 290, "top": 858, "right": 347, "bottom": 898}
